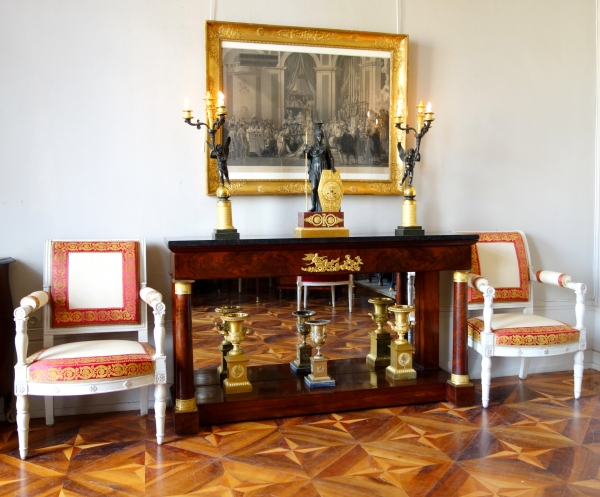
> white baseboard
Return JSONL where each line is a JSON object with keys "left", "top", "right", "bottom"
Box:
{"left": 593, "top": 350, "right": 600, "bottom": 370}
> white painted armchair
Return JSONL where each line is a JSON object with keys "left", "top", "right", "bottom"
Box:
{"left": 13, "top": 240, "right": 167, "bottom": 460}
{"left": 464, "top": 231, "right": 586, "bottom": 408}
{"left": 297, "top": 274, "right": 354, "bottom": 312}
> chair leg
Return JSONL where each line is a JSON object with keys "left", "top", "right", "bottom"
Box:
{"left": 331, "top": 286, "right": 336, "bottom": 307}
{"left": 17, "top": 395, "right": 29, "bottom": 460}
{"left": 348, "top": 280, "right": 353, "bottom": 313}
{"left": 45, "top": 396, "right": 54, "bottom": 426}
{"left": 140, "top": 386, "right": 149, "bottom": 416}
{"left": 304, "top": 287, "right": 308, "bottom": 309}
{"left": 574, "top": 350, "right": 584, "bottom": 399}
{"left": 519, "top": 358, "right": 530, "bottom": 380}
{"left": 297, "top": 284, "right": 301, "bottom": 311}
{"left": 154, "top": 384, "right": 166, "bottom": 444}
{"left": 481, "top": 356, "right": 492, "bottom": 408}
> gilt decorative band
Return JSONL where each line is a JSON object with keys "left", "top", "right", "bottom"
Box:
{"left": 301, "top": 253, "right": 363, "bottom": 273}
{"left": 301, "top": 213, "right": 344, "bottom": 228}
{"left": 453, "top": 270, "right": 470, "bottom": 283}
{"left": 174, "top": 281, "right": 193, "bottom": 295}
{"left": 175, "top": 398, "right": 198, "bottom": 412}
{"left": 450, "top": 373, "right": 471, "bottom": 385}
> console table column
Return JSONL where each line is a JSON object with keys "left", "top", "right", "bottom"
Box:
{"left": 173, "top": 280, "right": 199, "bottom": 435}
{"left": 446, "top": 270, "right": 475, "bottom": 406}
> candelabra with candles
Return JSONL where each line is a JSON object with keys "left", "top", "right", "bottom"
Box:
{"left": 393, "top": 100, "right": 435, "bottom": 236}
{"left": 183, "top": 92, "right": 239, "bottom": 240}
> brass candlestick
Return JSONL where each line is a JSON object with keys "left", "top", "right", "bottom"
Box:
{"left": 221, "top": 312, "right": 252, "bottom": 394}
{"left": 290, "top": 309, "right": 316, "bottom": 374}
{"left": 214, "top": 305, "right": 243, "bottom": 381}
{"left": 366, "top": 297, "right": 395, "bottom": 370}
{"left": 183, "top": 91, "right": 239, "bottom": 240}
{"left": 304, "top": 319, "right": 335, "bottom": 388}
{"left": 386, "top": 305, "right": 417, "bottom": 381}
{"left": 394, "top": 100, "right": 434, "bottom": 237}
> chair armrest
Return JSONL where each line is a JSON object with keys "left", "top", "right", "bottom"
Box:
{"left": 534, "top": 270, "right": 572, "bottom": 288}
{"left": 467, "top": 274, "right": 494, "bottom": 295}
{"left": 534, "top": 270, "right": 586, "bottom": 329}
{"left": 140, "top": 287, "right": 166, "bottom": 356}
{"left": 17, "top": 291, "right": 50, "bottom": 316}
{"left": 13, "top": 291, "right": 49, "bottom": 367}
{"left": 140, "top": 287, "right": 164, "bottom": 310}
{"left": 467, "top": 274, "right": 495, "bottom": 334}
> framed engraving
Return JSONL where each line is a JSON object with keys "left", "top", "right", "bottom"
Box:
{"left": 205, "top": 21, "right": 408, "bottom": 196}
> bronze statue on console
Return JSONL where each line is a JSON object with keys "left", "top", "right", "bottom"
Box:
{"left": 303, "top": 123, "right": 335, "bottom": 212}
{"left": 208, "top": 136, "right": 231, "bottom": 188}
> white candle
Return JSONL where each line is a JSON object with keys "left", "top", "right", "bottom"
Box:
{"left": 426, "top": 102, "right": 432, "bottom": 113}
{"left": 184, "top": 97, "right": 190, "bottom": 111}
{"left": 218, "top": 91, "right": 225, "bottom": 107}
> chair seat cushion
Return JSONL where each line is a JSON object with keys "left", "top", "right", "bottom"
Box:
{"left": 468, "top": 313, "right": 580, "bottom": 347}
{"left": 27, "top": 340, "right": 155, "bottom": 382}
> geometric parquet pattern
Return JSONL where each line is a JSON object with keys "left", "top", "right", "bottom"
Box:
{"left": 191, "top": 281, "right": 374, "bottom": 371}
{"left": 1, "top": 370, "right": 599, "bottom": 496}
{"left": 1, "top": 283, "right": 599, "bottom": 496}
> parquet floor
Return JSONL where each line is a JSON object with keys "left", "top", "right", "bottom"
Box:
{"left": 1, "top": 283, "right": 599, "bottom": 496}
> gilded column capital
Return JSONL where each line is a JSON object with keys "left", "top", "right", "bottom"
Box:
{"left": 174, "top": 280, "right": 194, "bottom": 295}
{"left": 453, "top": 270, "right": 470, "bottom": 283}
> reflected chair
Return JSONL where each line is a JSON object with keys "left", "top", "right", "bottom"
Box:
{"left": 13, "top": 240, "right": 167, "bottom": 459}
{"left": 297, "top": 274, "right": 354, "bottom": 312}
{"left": 464, "top": 231, "right": 586, "bottom": 408}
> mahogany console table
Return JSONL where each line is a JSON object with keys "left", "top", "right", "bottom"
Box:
{"left": 167, "top": 233, "right": 478, "bottom": 435}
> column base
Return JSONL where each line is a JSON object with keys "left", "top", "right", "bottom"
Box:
{"left": 174, "top": 401, "right": 199, "bottom": 436}
{"left": 395, "top": 226, "right": 424, "bottom": 236}
{"left": 213, "top": 229, "right": 239, "bottom": 240}
{"left": 366, "top": 331, "right": 391, "bottom": 370}
{"left": 304, "top": 374, "right": 335, "bottom": 388}
{"left": 224, "top": 353, "right": 252, "bottom": 394}
{"left": 446, "top": 381, "right": 475, "bottom": 407}
{"left": 290, "top": 342, "right": 312, "bottom": 374}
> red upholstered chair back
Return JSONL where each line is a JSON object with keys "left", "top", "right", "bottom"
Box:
{"left": 43, "top": 240, "right": 148, "bottom": 344}
{"left": 467, "top": 231, "right": 533, "bottom": 310}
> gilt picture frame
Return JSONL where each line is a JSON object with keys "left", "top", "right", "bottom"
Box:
{"left": 205, "top": 21, "right": 408, "bottom": 196}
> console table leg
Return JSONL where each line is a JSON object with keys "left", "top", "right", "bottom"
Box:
{"left": 173, "top": 280, "right": 199, "bottom": 435}
{"left": 446, "top": 270, "right": 475, "bottom": 406}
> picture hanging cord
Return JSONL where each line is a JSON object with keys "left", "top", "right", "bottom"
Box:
{"left": 396, "top": 0, "right": 400, "bottom": 34}
{"left": 209, "top": 0, "right": 216, "bottom": 21}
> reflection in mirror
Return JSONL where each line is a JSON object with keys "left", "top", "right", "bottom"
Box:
{"left": 190, "top": 274, "right": 413, "bottom": 373}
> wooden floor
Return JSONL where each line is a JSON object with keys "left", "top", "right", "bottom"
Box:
{"left": 1, "top": 284, "right": 599, "bottom": 496}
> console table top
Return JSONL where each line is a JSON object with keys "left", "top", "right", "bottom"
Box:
{"left": 166, "top": 233, "right": 478, "bottom": 250}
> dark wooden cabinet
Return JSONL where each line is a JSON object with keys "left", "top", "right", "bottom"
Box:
{"left": 0, "top": 258, "right": 15, "bottom": 422}
{"left": 166, "top": 234, "right": 477, "bottom": 435}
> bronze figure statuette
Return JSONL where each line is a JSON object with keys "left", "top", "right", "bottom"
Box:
{"left": 214, "top": 305, "right": 243, "bottom": 381}
{"left": 290, "top": 309, "right": 317, "bottom": 374}
{"left": 304, "top": 319, "right": 335, "bottom": 388}
{"left": 386, "top": 305, "right": 417, "bottom": 381}
{"left": 221, "top": 312, "right": 253, "bottom": 394}
{"left": 366, "top": 296, "right": 395, "bottom": 370}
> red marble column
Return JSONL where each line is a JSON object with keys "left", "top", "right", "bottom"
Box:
{"left": 446, "top": 270, "right": 475, "bottom": 406}
{"left": 172, "top": 280, "right": 199, "bottom": 435}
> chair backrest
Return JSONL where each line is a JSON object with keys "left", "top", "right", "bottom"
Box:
{"left": 467, "top": 231, "right": 533, "bottom": 309}
{"left": 42, "top": 240, "right": 148, "bottom": 345}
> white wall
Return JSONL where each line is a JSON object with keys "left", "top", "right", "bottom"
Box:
{"left": 0, "top": 0, "right": 596, "bottom": 416}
